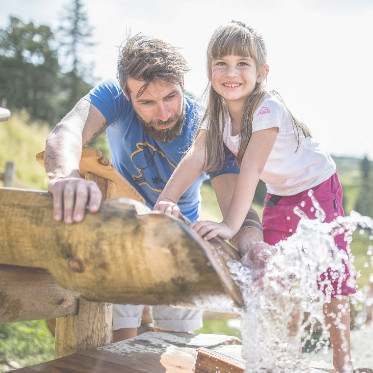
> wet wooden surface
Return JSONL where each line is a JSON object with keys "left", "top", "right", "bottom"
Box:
{"left": 9, "top": 331, "right": 343, "bottom": 373}
{"left": 12, "top": 332, "right": 242, "bottom": 373}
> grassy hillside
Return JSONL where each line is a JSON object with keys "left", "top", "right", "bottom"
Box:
{"left": 0, "top": 112, "right": 49, "bottom": 190}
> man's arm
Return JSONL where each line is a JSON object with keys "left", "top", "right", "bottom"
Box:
{"left": 45, "top": 99, "right": 108, "bottom": 223}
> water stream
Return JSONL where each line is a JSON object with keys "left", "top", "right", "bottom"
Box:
{"left": 228, "top": 204, "right": 373, "bottom": 373}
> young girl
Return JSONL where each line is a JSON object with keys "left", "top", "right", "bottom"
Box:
{"left": 154, "top": 21, "right": 355, "bottom": 372}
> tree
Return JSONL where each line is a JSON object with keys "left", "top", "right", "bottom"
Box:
{"left": 0, "top": 16, "right": 60, "bottom": 123}
{"left": 58, "top": 0, "right": 95, "bottom": 107}
{"left": 361, "top": 155, "right": 370, "bottom": 180}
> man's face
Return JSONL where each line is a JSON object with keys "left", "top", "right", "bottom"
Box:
{"left": 126, "top": 78, "right": 185, "bottom": 142}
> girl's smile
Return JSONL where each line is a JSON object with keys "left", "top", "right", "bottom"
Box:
{"left": 211, "top": 55, "right": 265, "bottom": 106}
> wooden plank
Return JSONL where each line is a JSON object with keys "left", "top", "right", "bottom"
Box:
{"left": 81, "top": 332, "right": 242, "bottom": 373}
{"left": 12, "top": 332, "right": 242, "bottom": 373}
{"left": 12, "top": 353, "right": 143, "bottom": 372}
{"left": 195, "top": 347, "right": 245, "bottom": 373}
{"left": 0, "top": 187, "right": 243, "bottom": 308}
{"left": 0, "top": 264, "right": 77, "bottom": 323}
{"left": 54, "top": 299, "right": 112, "bottom": 359}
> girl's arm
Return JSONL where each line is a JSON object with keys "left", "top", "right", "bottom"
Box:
{"left": 153, "top": 129, "right": 207, "bottom": 217}
{"left": 191, "top": 127, "right": 278, "bottom": 240}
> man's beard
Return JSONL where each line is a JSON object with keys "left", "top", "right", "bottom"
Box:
{"left": 137, "top": 110, "right": 186, "bottom": 143}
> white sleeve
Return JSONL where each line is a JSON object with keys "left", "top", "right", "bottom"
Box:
{"left": 252, "top": 97, "right": 283, "bottom": 133}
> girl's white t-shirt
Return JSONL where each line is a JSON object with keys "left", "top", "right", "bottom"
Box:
{"left": 202, "top": 91, "right": 336, "bottom": 196}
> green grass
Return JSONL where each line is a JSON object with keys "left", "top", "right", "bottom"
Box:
{"left": 0, "top": 320, "right": 54, "bottom": 372}
{"left": 200, "top": 180, "right": 263, "bottom": 221}
{"left": 351, "top": 229, "right": 373, "bottom": 290}
{"left": 196, "top": 319, "right": 241, "bottom": 339}
{"left": 0, "top": 111, "right": 49, "bottom": 190}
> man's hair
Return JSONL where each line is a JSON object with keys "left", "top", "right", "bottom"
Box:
{"left": 117, "top": 34, "right": 189, "bottom": 97}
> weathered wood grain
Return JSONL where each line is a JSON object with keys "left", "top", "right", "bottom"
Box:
{"left": 8, "top": 332, "right": 342, "bottom": 373}
{"left": 0, "top": 264, "right": 77, "bottom": 323}
{"left": 54, "top": 299, "right": 112, "bottom": 359}
{"left": 0, "top": 187, "right": 243, "bottom": 308}
{"left": 195, "top": 347, "right": 245, "bottom": 373}
{"left": 36, "top": 148, "right": 145, "bottom": 203}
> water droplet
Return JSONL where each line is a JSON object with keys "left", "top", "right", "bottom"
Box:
{"left": 227, "top": 206, "right": 373, "bottom": 373}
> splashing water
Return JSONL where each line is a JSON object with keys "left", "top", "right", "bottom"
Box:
{"left": 228, "top": 207, "right": 373, "bottom": 373}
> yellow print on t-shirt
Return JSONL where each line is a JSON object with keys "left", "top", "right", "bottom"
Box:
{"left": 130, "top": 142, "right": 176, "bottom": 192}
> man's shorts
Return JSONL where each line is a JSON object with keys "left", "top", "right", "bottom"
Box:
{"left": 113, "top": 304, "right": 203, "bottom": 331}
{"left": 262, "top": 172, "right": 356, "bottom": 298}
{"left": 208, "top": 146, "right": 240, "bottom": 180}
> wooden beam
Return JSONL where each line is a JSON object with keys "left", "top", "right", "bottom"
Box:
{"left": 0, "top": 187, "right": 243, "bottom": 308}
{"left": 0, "top": 264, "right": 77, "bottom": 323}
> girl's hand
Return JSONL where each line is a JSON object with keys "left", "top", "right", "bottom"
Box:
{"left": 153, "top": 199, "right": 181, "bottom": 218}
{"left": 190, "top": 221, "right": 235, "bottom": 240}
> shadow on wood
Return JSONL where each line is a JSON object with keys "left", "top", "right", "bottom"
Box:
{"left": 0, "top": 187, "right": 243, "bottom": 309}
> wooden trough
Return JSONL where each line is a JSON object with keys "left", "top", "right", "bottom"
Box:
{"left": 0, "top": 187, "right": 243, "bottom": 308}
{"left": 0, "top": 146, "right": 244, "bottom": 363}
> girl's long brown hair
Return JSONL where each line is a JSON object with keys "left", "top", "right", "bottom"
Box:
{"left": 202, "top": 21, "right": 311, "bottom": 173}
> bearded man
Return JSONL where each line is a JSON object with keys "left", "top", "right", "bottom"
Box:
{"left": 44, "top": 34, "right": 263, "bottom": 342}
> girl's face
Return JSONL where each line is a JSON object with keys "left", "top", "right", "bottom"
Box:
{"left": 211, "top": 54, "right": 265, "bottom": 106}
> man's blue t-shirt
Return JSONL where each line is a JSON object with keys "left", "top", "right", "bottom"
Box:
{"left": 84, "top": 80, "right": 207, "bottom": 222}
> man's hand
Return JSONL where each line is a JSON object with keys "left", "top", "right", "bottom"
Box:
{"left": 190, "top": 220, "right": 235, "bottom": 241}
{"left": 48, "top": 175, "right": 102, "bottom": 224}
{"left": 153, "top": 199, "right": 181, "bottom": 217}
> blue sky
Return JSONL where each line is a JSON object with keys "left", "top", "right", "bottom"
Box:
{"left": 1, "top": 0, "right": 373, "bottom": 159}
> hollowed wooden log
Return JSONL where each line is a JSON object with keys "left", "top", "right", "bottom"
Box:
{"left": 0, "top": 188, "right": 243, "bottom": 309}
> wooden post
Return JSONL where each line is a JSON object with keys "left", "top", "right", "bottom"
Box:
{"left": 54, "top": 300, "right": 113, "bottom": 359}
{"left": 4, "top": 161, "right": 15, "bottom": 187}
